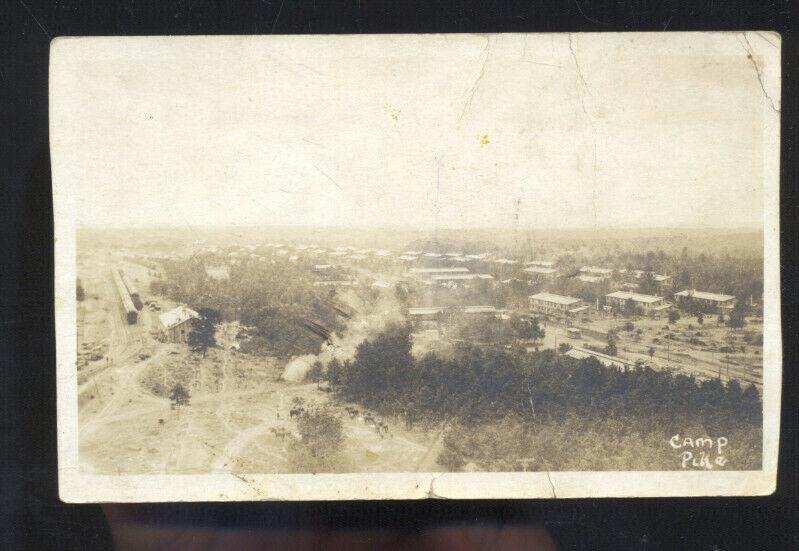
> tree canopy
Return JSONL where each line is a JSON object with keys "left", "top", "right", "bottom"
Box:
{"left": 187, "top": 307, "right": 220, "bottom": 356}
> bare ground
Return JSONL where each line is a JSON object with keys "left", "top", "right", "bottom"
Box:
{"left": 77, "top": 253, "right": 438, "bottom": 474}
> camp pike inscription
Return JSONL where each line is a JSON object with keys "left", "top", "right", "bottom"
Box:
{"left": 670, "top": 434, "right": 729, "bottom": 469}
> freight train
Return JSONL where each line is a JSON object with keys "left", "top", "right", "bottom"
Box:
{"left": 118, "top": 269, "right": 143, "bottom": 310}
{"left": 112, "top": 269, "right": 138, "bottom": 324}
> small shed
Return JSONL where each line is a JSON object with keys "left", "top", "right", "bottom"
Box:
{"left": 159, "top": 305, "right": 200, "bottom": 343}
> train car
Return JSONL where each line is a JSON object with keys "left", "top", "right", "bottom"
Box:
{"left": 126, "top": 307, "right": 139, "bottom": 324}
{"left": 112, "top": 269, "right": 138, "bottom": 324}
{"left": 118, "top": 269, "right": 143, "bottom": 310}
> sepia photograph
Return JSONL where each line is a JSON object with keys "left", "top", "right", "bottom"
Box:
{"left": 50, "top": 32, "right": 781, "bottom": 501}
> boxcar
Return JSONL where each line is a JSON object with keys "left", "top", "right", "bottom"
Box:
{"left": 112, "top": 269, "right": 138, "bottom": 324}
{"left": 119, "top": 269, "right": 143, "bottom": 310}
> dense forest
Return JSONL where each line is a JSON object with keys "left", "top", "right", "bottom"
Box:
{"left": 150, "top": 255, "right": 351, "bottom": 356}
{"left": 323, "top": 324, "right": 762, "bottom": 471}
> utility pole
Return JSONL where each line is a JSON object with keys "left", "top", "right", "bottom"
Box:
{"left": 433, "top": 155, "right": 444, "bottom": 247}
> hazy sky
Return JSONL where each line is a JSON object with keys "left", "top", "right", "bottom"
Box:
{"left": 51, "top": 33, "right": 778, "bottom": 229}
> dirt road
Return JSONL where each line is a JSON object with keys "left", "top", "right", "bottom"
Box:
{"left": 77, "top": 273, "right": 439, "bottom": 475}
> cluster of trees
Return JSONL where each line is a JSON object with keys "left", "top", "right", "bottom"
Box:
{"left": 549, "top": 276, "right": 613, "bottom": 306}
{"left": 609, "top": 297, "right": 645, "bottom": 318}
{"left": 150, "top": 255, "right": 348, "bottom": 357}
{"left": 425, "top": 279, "right": 496, "bottom": 309}
{"left": 604, "top": 331, "right": 618, "bottom": 356}
{"left": 437, "top": 412, "right": 763, "bottom": 472}
{"left": 322, "top": 324, "right": 761, "bottom": 470}
{"left": 668, "top": 298, "right": 749, "bottom": 330}
{"left": 187, "top": 308, "right": 220, "bottom": 357}
{"left": 169, "top": 383, "right": 190, "bottom": 418}
{"left": 287, "top": 400, "right": 345, "bottom": 473}
{"left": 323, "top": 324, "right": 761, "bottom": 430}
{"left": 449, "top": 313, "right": 544, "bottom": 346}
{"left": 578, "top": 246, "right": 763, "bottom": 300}
{"left": 727, "top": 299, "right": 749, "bottom": 328}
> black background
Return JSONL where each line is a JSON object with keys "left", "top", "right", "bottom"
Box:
{"left": 1, "top": 1, "right": 797, "bottom": 549}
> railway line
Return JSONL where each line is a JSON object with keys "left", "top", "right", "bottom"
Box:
{"left": 112, "top": 268, "right": 139, "bottom": 324}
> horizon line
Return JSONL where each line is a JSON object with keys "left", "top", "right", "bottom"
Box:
{"left": 76, "top": 223, "right": 765, "bottom": 232}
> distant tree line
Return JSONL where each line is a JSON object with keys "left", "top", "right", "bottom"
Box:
{"left": 443, "top": 247, "right": 763, "bottom": 312}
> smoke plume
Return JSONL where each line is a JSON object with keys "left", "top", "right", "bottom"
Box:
{"left": 281, "top": 290, "right": 405, "bottom": 382}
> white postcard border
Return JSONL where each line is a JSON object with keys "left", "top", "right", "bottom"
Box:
{"left": 52, "top": 32, "right": 781, "bottom": 502}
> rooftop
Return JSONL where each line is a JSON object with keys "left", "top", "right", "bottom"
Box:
{"left": 408, "top": 307, "right": 447, "bottom": 316}
{"left": 529, "top": 292, "right": 582, "bottom": 305}
{"left": 431, "top": 273, "right": 493, "bottom": 281}
{"left": 580, "top": 266, "right": 613, "bottom": 275}
{"left": 408, "top": 267, "right": 470, "bottom": 274}
{"left": 565, "top": 346, "right": 637, "bottom": 369}
{"left": 524, "top": 266, "right": 557, "bottom": 274}
{"left": 632, "top": 270, "right": 671, "bottom": 281}
{"left": 674, "top": 289, "right": 736, "bottom": 302}
{"left": 159, "top": 305, "right": 199, "bottom": 329}
{"left": 606, "top": 290, "right": 664, "bottom": 303}
{"left": 463, "top": 306, "right": 498, "bottom": 314}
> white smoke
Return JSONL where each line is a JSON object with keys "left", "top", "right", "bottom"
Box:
{"left": 282, "top": 354, "right": 319, "bottom": 382}
{"left": 281, "top": 290, "right": 406, "bottom": 382}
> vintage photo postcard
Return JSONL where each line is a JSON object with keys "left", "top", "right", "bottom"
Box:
{"left": 51, "top": 32, "right": 781, "bottom": 502}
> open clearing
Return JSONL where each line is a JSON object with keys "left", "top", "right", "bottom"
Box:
{"left": 77, "top": 252, "right": 438, "bottom": 474}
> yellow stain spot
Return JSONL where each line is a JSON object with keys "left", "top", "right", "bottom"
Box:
{"left": 480, "top": 134, "right": 490, "bottom": 145}
{"left": 385, "top": 104, "right": 400, "bottom": 126}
